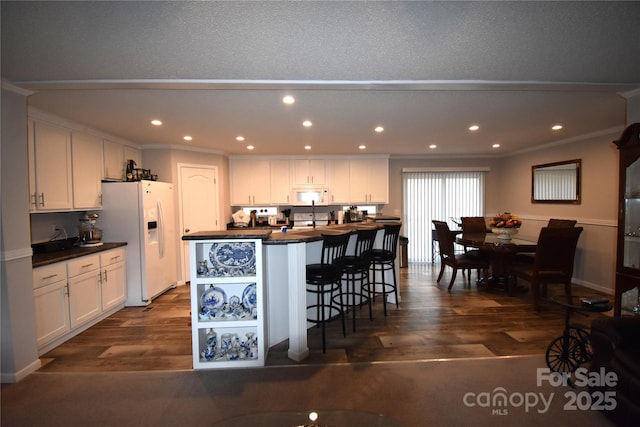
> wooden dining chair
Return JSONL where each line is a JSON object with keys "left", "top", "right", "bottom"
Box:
{"left": 432, "top": 220, "right": 490, "bottom": 291}
{"left": 460, "top": 216, "right": 490, "bottom": 279}
{"left": 510, "top": 226, "right": 584, "bottom": 311}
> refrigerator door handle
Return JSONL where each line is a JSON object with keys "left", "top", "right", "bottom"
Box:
{"left": 157, "top": 200, "right": 165, "bottom": 258}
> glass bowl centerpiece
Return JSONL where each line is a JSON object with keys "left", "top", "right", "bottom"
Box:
{"left": 489, "top": 212, "right": 522, "bottom": 241}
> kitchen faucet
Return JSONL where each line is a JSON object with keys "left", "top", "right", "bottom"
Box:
{"left": 312, "top": 200, "right": 316, "bottom": 228}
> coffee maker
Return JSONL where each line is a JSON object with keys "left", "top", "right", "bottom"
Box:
{"left": 78, "top": 213, "right": 104, "bottom": 247}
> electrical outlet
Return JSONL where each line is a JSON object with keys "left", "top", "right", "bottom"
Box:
{"left": 51, "top": 224, "right": 58, "bottom": 232}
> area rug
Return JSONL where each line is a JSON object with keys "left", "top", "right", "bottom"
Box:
{"left": 1, "top": 355, "right": 615, "bottom": 427}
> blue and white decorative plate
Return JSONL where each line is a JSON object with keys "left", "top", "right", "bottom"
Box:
{"left": 209, "top": 242, "right": 256, "bottom": 276}
{"left": 200, "top": 285, "right": 227, "bottom": 314}
{"left": 242, "top": 283, "right": 257, "bottom": 311}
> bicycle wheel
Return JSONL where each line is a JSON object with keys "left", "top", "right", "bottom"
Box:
{"left": 569, "top": 326, "right": 592, "bottom": 363}
{"left": 545, "top": 335, "right": 585, "bottom": 374}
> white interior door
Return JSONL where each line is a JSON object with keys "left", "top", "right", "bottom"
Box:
{"left": 178, "top": 165, "right": 219, "bottom": 283}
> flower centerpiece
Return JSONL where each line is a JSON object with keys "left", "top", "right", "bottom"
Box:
{"left": 489, "top": 212, "right": 522, "bottom": 241}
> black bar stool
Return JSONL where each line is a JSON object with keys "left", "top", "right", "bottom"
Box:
{"left": 306, "top": 232, "right": 351, "bottom": 353}
{"left": 366, "top": 223, "right": 401, "bottom": 316}
{"left": 333, "top": 227, "right": 378, "bottom": 332}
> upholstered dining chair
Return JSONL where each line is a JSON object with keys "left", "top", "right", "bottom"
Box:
{"left": 510, "top": 226, "right": 584, "bottom": 311}
{"left": 432, "top": 220, "right": 490, "bottom": 291}
{"left": 547, "top": 218, "right": 578, "bottom": 228}
{"left": 514, "top": 218, "right": 578, "bottom": 265}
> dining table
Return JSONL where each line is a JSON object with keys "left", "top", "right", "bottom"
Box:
{"left": 455, "top": 231, "right": 538, "bottom": 294}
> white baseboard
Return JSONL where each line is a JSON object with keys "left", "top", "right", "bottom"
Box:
{"left": 1, "top": 359, "right": 42, "bottom": 384}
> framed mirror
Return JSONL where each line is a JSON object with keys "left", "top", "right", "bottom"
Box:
{"left": 531, "top": 159, "right": 581, "bottom": 204}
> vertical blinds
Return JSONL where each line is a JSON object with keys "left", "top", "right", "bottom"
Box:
{"left": 403, "top": 171, "right": 485, "bottom": 263}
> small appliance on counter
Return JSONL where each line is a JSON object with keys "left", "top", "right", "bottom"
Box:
{"left": 78, "top": 212, "right": 104, "bottom": 247}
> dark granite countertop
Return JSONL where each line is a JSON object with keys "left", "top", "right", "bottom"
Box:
{"left": 182, "top": 229, "right": 273, "bottom": 240}
{"left": 182, "top": 222, "right": 399, "bottom": 245}
{"left": 32, "top": 242, "right": 128, "bottom": 268}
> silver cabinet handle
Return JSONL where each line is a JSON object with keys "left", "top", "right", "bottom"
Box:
{"left": 42, "top": 274, "right": 58, "bottom": 280}
{"left": 82, "top": 263, "right": 94, "bottom": 268}
{"left": 39, "top": 193, "right": 45, "bottom": 207}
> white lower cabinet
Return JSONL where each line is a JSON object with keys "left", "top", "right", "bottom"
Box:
{"left": 32, "top": 247, "right": 127, "bottom": 353}
{"left": 189, "top": 238, "right": 266, "bottom": 369}
{"left": 34, "top": 277, "right": 71, "bottom": 348}
{"left": 100, "top": 249, "right": 126, "bottom": 311}
{"left": 68, "top": 256, "right": 102, "bottom": 328}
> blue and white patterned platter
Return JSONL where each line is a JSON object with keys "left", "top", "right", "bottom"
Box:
{"left": 208, "top": 242, "right": 256, "bottom": 276}
{"left": 242, "top": 283, "right": 257, "bottom": 313}
{"left": 200, "top": 285, "right": 227, "bottom": 315}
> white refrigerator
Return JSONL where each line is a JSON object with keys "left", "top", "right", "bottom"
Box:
{"left": 101, "top": 180, "right": 178, "bottom": 306}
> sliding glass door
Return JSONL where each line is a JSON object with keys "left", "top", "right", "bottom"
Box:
{"left": 403, "top": 171, "right": 485, "bottom": 263}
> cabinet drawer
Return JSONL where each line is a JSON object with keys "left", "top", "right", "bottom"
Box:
{"left": 33, "top": 263, "right": 67, "bottom": 290}
{"left": 100, "top": 248, "right": 125, "bottom": 267}
{"left": 67, "top": 255, "right": 100, "bottom": 278}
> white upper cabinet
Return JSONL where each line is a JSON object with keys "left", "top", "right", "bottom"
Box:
{"left": 349, "top": 158, "right": 389, "bottom": 204}
{"left": 103, "top": 138, "right": 124, "bottom": 181}
{"left": 72, "top": 132, "right": 103, "bottom": 209}
{"left": 293, "top": 159, "right": 326, "bottom": 186}
{"left": 123, "top": 145, "right": 141, "bottom": 168}
{"left": 328, "top": 159, "right": 351, "bottom": 204}
{"left": 269, "top": 159, "right": 292, "bottom": 204}
{"left": 29, "top": 120, "right": 73, "bottom": 211}
{"left": 229, "top": 159, "right": 271, "bottom": 205}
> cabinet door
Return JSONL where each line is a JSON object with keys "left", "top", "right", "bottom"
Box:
{"left": 31, "top": 121, "right": 73, "bottom": 210}
{"left": 68, "top": 270, "right": 102, "bottom": 328}
{"left": 102, "top": 261, "right": 126, "bottom": 311}
{"left": 349, "top": 160, "right": 371, "bottom": 203}
{"left": 103, "top": 138, "right": 124, "bottom": 181}
{"left": 123, "top": 145, "right": 141, "bottom": 167}
{"left": 349, "top": 158, "right": 388, "bottom": 203}
{"left": 230, "top": 159, "right": 271, "bottom": 205}
{"left": 366, "top": 158, "right": 389, "bottom": 203}
{"left": 33, "top": 280, "right": 70, "bottom": 348}
{"left": 100, "top": 249, "right": 127, "bottom": 311}
{"left": 72, "top": 132, "right": 103, "bottom": 209}
{"left": 329, "top": 159, "right": 351, "bottom": 204}
{"left": 293, "top": 159, "right": 326, "bottom": 185}
{"left": 251, "top": 160, "right": 271, "bottom": 204}
{"left": 230, "top": 160, "right": 256, "bottom": 205}
{"left": 269, "top": 159, "right": 291, "bottom": 204}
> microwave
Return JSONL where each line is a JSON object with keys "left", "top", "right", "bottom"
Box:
{"left": 291, "top": 188, "right": 330, "bottom": 205}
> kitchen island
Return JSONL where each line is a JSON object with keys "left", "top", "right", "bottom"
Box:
{"left": 183, "top": 222, "right": 397, "bottom": 363}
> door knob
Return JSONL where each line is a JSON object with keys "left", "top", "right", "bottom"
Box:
{"left": 185, "top": 228, "right": 190, "bottom": 233}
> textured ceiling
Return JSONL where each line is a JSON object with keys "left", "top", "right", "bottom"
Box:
{"left": 2, "top": 1, "right": 640, "bottom": 156}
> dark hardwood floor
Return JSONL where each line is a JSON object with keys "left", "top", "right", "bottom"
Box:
{"left": 38, "top": 263, "right": 612, "bottom": 372}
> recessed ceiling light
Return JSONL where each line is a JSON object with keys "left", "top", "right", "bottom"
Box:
{"left": 236, "top": 136, "right": 245, "bottom": 141}
{"left": 492, "top": 143, "right": 501, "bottom": 148}
{"left": 302, "top": 120, "right": 313, "bottom": 127}
{"left": 552, "top": 124, "right": 563, "bottom": 130}
{"left": 374, "top": 126, "right": 384, "bottom": 133}
{"left": 429, "top": 144, "right": 437, "bottom": 149}
{"left": 282, "top": 95, "right": 295, "bottom": 105}
{"left": 469, "top": 125, "right": 480, "bottom": 131}
{"left": 183, "top": 136, "right": 193, "bottom": 141}
{"left": 151, "top": 119, "right": 162, "bottom": 126}
{"left": 246, "top": 145, "right": 254, "bottom": 150}
{"left": 359, "top": 145, "right": 367, "bottom": 150}
{"left": 304, "top": 145, "right": 311, "bottom": 150}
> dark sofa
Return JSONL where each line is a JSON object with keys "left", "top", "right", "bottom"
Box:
{"left": 589, "top": 317, "right": 640, "bottom": 427}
